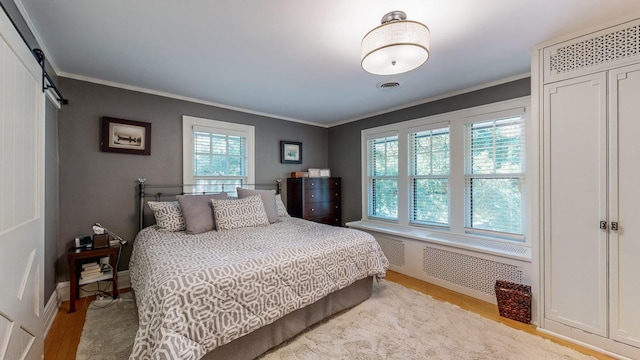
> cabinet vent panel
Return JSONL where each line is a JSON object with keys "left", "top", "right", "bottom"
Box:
{"left": 375, "top": 236, "right": 405, "bottom": 267}
{"left": 548, "top": 22, "right": 640, "bottom": 81}
{"left": 423, "top": 247, "right": 522, "bottom": 296}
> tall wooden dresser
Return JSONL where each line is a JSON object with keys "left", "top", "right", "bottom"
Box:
{"left": 287, "top": 177, "right": 341, "bottom": 226}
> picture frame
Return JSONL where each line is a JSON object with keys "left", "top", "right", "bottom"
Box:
{"left": 280, "top": 141, "right": 302, "bottom": 164}
{"left": 101, "top": 117, "right": 151, "bottom": 155}
{"left": 308, "top": 168, "right": 320, "bottom": 177}
{"left": 320, "top": 169, "right": 331, "bottom": 177}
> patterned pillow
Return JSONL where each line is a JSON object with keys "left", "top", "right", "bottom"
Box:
{"left": 211, "top": 195, "right": 270, "bottom": 230}
{"left": 237, "top": 188, "right": 279, "bottom": 223}
{"left": 147, "top": 201, "right": 185, "bottom": 232}
{"left": 275, "top": 194, "right": 290, "bottom": 217}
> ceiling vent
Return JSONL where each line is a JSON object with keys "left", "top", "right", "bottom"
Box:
{"left": 376, "top": 81, "right": 401, "bottom": 91}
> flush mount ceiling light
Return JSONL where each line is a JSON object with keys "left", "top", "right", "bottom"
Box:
{"left": 361, "top": 11, "right": 430, "bottom": 76}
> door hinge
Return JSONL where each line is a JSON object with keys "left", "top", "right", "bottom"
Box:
{"left": 600, "top": 221, "right": 607, "bottom": 230}
{"left": 611, "top": 222, "right": 619, "bottom": 231}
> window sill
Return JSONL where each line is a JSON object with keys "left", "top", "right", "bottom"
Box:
{"left": 346, "top": 220, "right": 532, "bottom": 262}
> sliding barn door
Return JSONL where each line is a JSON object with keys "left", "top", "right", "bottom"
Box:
{"left": 0, "top": 9, "right": 46, "bottom": 360}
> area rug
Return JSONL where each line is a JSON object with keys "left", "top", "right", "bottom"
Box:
{"left": 77, "top": 281, "right": 593, "bottom": 360}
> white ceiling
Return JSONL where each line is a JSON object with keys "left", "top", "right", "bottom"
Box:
{"left": 17, "top": 0, "right": 640, "bottom": 127}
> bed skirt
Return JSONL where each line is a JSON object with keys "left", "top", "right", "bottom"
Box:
{"left": 201, "top": 276, "right": 374, "bottom": 360}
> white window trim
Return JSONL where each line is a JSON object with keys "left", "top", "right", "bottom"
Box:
{"left": 360, "top": 97, "right": 534, "bottom": 250}
{"left": 182, "top": 115, "right": 255, "bottom": 186}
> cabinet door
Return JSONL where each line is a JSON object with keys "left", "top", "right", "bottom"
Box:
{"left": 609, "top": 63, "right": 640, "bottom": 347}
{"left": 543, "top": 73, "right": 608, "bottom": 336}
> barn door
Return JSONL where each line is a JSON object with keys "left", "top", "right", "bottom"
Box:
{"left": 0, "top": 8, "right": 46, "bottom": 360}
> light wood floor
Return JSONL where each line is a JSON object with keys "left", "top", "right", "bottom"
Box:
{"left": 44, "top": 271, "right": 613, "bottom": 359}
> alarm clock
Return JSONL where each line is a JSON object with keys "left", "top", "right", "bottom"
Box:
{"left": 74, "top": 235, "right": 93, "bottom": 249}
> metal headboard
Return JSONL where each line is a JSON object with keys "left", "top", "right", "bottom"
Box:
{"left": 137, "top": 178, "right": 282, "bottom": 231}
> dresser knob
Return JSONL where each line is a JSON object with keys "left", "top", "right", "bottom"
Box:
{"left": 311, "top": 182, "right": 315, "bottom": 186}
{"left": 311, "top": 208, "right": 315, "bottom": 212}
{"left": 311, "top": 194, "right": 314, "bottom": 198}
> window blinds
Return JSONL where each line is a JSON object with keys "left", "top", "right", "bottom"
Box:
{"left": 409, "top": 127, "right": 450, "bottom": 226}
{"left": 367, "top": 135, "right": 399, "bottom": 220}
{"left": 464, "top": 116, "right": 525, "bottom": 237}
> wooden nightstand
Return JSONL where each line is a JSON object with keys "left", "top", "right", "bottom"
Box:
{"left": 66, "top": 246, "right": 119, "bottom": 313}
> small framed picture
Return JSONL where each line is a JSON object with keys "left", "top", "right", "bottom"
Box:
{"left": 281, "top": 141, "right": 302, "bottom": 164}
{"left": 101, "top": 117, "right": 151, "bottom": 155}
{"left": 320, "top": 169, "right": 331, "bottom": 177}
{"left": 308, "top": 168, "right": 320, "bottom": 177}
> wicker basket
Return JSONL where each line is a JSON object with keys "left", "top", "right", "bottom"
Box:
{"left": 495, "top": 280, "right": 532, "bottom": 323}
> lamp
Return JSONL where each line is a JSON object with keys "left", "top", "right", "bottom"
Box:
{"left": 94, "top": 223, "right": 128, "bottom": 246}
{"left": 361, "top": 11, "right": 430, "bottom": 75}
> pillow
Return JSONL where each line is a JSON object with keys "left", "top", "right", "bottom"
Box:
{"left": 211, "top": 195, "right": 270, "bottom": 230}
{"left": 236, "top": 188, "right": 279, "bottom": 223}
{"left": 275, "top": 194, "right": 290, "bottom": 218}
{"left": 147, "top": 201, "right": 185, "bottom": 231}
{"left": 177, "top": 193, "right": 228, "bottom": 234}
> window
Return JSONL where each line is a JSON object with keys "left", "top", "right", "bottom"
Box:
{"left": 409, "top": 125, "right": 450, "bottom": 226}
{"left": 361, "top": 98, "right": 529, "bottom": 244}
{"left": 182, "top": 116, "right": 254, "bottom": 194}
{"left": 366, "top": 134, "right": 398, "bottom": 220}
{"left": 465, "top": 117, "right": 525, "bottom": 238}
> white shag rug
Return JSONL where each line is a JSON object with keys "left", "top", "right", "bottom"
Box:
{"left": 77, "top": 281, "right": 594, "bottom": 360}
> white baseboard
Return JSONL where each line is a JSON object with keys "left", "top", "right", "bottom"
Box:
{"left": 56, "top": 270, "right": 131, "bottom": 303}
{"left": 43, "top": 290, "right": 60, "bottom": 338}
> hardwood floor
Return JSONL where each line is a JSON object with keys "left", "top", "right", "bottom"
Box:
{"left": 45, "top": 272, "right": 612, "bottom": 359}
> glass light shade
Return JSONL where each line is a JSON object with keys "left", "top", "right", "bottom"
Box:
{"left": 361, "top": 20, "right": 430, "bottom": 75}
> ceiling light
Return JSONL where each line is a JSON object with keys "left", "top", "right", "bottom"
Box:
{"left": 361, "top": 11, "right": 430, "bottom": 76}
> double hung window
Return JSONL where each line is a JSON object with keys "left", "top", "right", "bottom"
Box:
{"left": 361, "top": 98, "right": 529, "bottom": 243}
{"left": 464, "top": 116, "right": 525, "bottom": 238}
{"left": 409, "top": 126, "right": 450, "bottom": 226}
{"left": 182, "top": 116, "right": 255, "bottom": 194}
{"left": 366, "top": 134, "right": 399, "bottom": 220}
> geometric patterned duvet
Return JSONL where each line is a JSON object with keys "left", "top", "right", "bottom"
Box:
{"left": 129, "top": 217, "right": 389, "bottom": 360}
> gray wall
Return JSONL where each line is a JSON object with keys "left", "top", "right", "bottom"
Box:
{"left": 45, "top": 100, "right": 59, "bottom": 299}
{"left": 328, "top": 78, "right": 531, "bottom": 224}
{"left": 56, "top": 78, "right": 328, "bottom": 282}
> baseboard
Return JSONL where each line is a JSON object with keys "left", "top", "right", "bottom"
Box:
{"left": 43, "top": 290, "right": 60, "bottom": 338}
{"left": 56, "top": 270, "right": 131, "bottom": 303}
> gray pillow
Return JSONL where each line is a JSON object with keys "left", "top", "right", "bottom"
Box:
{"left": 177, "top": 192, "right": 228, "bottom": 234}
{"left": 236, "top": 188, "right": 279, "bottom": 223}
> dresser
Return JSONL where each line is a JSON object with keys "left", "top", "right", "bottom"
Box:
{"left": 287, "top": 177, "right": 341, "bottom": 226}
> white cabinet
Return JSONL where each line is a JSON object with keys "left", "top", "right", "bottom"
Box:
{"left": 543, "top": 73, "right": 608, "bottom": 337}
{"left": 538, "top": 17, "right": 640, "bottom": 358}
{"left": 608, "top": 63, "right": 640, "bottom": 348}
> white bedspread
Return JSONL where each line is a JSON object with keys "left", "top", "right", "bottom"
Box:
{"left": 129, "top": 217, "right": 388, "bottom": 359}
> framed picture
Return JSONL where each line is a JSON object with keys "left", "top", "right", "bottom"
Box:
{"left": 101, "top": 117, "right": 151, "bottom": 155}
{"left": 320, "top": 169, "right": 331, "bottom": 177}
{"left": 280, "top": 141, "right": 302, "bottom": 164}
{"left": 308, "top": 168, "right": 320, "bottom": 177}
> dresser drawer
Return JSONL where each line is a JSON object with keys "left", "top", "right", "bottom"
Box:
{"left": 303, "top": 178, "right": 341, "bottom": 190}
{"left": 304, "top": 188, "right": 341, "bottom": 203}
{"left": 306, "top": 214, "right": 342, "bottom": 226}
{"left": 303, "top": 202, "right": 340, "bottom": 217}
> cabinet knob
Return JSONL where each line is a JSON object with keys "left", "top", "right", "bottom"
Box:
{"left": 311, "top": 208, "right": 315, "bottom": 212}
{"left": 311, "top": 194, "right": 314, "bottom": 198}
{"left": 311, "top": 182, "right": 315, "bottom": 186}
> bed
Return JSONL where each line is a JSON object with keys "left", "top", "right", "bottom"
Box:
{"left": 129, "top": 181, "right": 389, "bottom": 360}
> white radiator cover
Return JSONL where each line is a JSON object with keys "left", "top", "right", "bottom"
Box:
{"left": 372, "top": 232, "right": 533, "bottom": 310}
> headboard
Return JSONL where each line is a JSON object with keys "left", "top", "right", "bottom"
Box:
{"left": 137, "top": 178, "right": 282, "bottom": 231}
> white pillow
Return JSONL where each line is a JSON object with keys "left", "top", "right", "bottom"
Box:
{"left": 147, "top": 201, "right": 185, "bottom": 232}
{"left": 275, "top": 194, "right": 290, "bottom": 217}
{"left": 211, "top": 195, "right": 270, "bottom": 230}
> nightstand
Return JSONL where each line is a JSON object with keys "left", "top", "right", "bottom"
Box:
{"left": 67, "top": 246, "right": 119, "bottom": 313}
